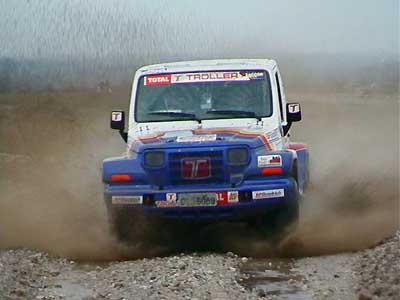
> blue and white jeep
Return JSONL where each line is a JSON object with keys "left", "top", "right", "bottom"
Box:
{"left": 103, "top": 59, "right": 309, "bottom": 242}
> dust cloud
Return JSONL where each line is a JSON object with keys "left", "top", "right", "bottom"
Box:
{"left": 0, "top": 89, "right": 156, "bottom": 261}
{"left": 220, "top": 94, "right": 399, "bottom": 257}
{"left": 277, "top": 95, "right": 399, "bottom": 257}
{"left": 0, "top": 90, "right": 398, "bottom": 260}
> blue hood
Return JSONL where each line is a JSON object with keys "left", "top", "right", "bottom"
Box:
{"left": 129, "top": 129, "right": 273, "bottom": 153}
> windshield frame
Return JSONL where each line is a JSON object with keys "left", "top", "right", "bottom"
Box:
{"left": 133, "top": 69, "right": 273, "bottom": 123}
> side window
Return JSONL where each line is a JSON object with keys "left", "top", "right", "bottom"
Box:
{"left": 275, "top": 72, "right": 284, "bottom": 120}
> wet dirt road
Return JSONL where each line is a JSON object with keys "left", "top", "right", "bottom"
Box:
{"left": 1, "top": 235, "right": 399, "bottom": 300}
{"left": 0, "top": 249, "right": 353, "bottom": 300}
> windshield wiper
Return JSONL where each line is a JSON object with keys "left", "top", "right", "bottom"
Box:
{"left": 148, "top": 111, "right": 201, "bottom": 123}
{"left": 206, "top": 109, "right": 261, "bottom": 121}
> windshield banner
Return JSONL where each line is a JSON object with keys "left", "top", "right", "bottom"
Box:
{"left": 144, "top": 71, "right": 264, "bottom": 86}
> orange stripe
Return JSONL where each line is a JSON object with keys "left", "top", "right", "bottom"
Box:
{"left": 287, "top": 143, "right": 307, "bottom": 150}
{"left": 136, "top": 133, "right": 165, "bottom": 141}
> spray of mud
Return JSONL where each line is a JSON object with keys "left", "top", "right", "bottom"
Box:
{"left": 0, "top": 89, "right": 152, "bottom": 261}
{"left": 0, "top": 90, "right": 398, "bottom": 260}
{"left": 219, "top": 95, "right": 399, "bottom": 257}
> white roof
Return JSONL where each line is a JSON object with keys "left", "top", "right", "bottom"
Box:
{"left": 137, "top": 59, "right": 277, "bottom": 75}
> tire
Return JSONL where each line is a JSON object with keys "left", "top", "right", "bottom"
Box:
{"left": 105, "top": 198, "right": 153, "bottom": 244}
{"left": 249, "top": 182, "right": 300, "bottom": 240}
{"left": 304, "top": 152, "right": 310, "bottom": 190}
{"left": 291, "top": 159, "right": 305, "bottom": 196}
{"left": 270, "top": 195, "right": 299, "bottom": 234}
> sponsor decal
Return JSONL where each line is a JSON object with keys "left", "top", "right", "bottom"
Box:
{"left": 171, "top": 71, "right": 264, "bottom": 84}
{"left": 111, "top": 111, "right": 122, "bottom": 122}
{"left": 171, "top": 72, "right": 240, "bottom": 83}
{"left": 181, "top": 157, "right": 211, "bottom": 179}
{"left": 176, "top": 134, "right": 217, "bottom": 143}
{"left": 245, "top": 72, "right": 265, "bottom": 80}
{"left": 257, "top": 155, "right": 282, "bottom": 167}
{"left": 288, "top": 103, "right": 300, "bottom": 113}
{"left": 112, "top": 195, "right": 143, "bottom": 205}
{"left": 216, "top": 191, "right": 227, "bottom": 203}
{"left": 144, "top": 74, "right": 171, "bottom": 86}
{"left": 155, "top": 200, "right": 176, "bottom": 207}
{"left": 252, "top": 189, "right": 285, "bottom": 200}
{"left": 267, "top": 128, "right": 281, "bottom": 143}
{"left": 227, "top": 191, "right": 239, "bottom": 203}
{"left": 166, "top": 193, "right": 177, "bottom": 202}
{"left": 144, "top": 71, "right": 265, "bottom": 86}
{"left": 216, "top": 191, "right": 239, "bottom": 204}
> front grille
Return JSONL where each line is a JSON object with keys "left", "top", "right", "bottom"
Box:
{"left": 168, "top": 150, "right": 225, "bottom": 185}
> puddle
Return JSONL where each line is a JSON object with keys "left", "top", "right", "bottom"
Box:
{"left": 45, "top": 281, "right": 95, "bottom": 300}
{"left": 42, "top": 263, "right": 110, "bottom": 300}
{"left": 239, "top": 258, "right": 312, "bottom": 300}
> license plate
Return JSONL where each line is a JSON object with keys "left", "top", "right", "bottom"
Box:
{"left": 177, "top": 193, "right": 217, "bottom": 207}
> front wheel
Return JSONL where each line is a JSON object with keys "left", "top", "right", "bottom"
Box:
{"left": 248, "top": 193, "right": 299, "bottom": 240}
{"left": 105, "top": 196, "right": 157, "bottom": 245}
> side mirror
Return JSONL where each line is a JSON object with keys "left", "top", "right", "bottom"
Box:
{"left": 283, "top": 102, "right": 302, "bottom": 136}
{"left": 110, "top": 111, "right": 127, "bottom": 143}
{"left": 286, "top": 102, "right": 302, "bottom": 122}
{"left": 111, "top": 111, "right": 125, "bottom": 130}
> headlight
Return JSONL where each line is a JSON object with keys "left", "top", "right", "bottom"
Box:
{"left": 144, "top": 151, "right": 165, "bottom": 167}
{"left": 228, "top": 148, "right": 248, "bottom": 165}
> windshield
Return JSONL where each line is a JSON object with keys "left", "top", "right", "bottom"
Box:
{"left": 135, "top": 70, "right": 272, "bottom": 122}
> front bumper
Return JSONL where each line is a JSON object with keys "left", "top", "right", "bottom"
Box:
{"left": 104, "top": 178, "right": 298, "bottom": 221}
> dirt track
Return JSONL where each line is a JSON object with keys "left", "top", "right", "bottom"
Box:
{"left": 1, "top": 232, "right": 399, "bottom": 300}
{"left": 0, "top": 90, "right": 398, "bottom": 299}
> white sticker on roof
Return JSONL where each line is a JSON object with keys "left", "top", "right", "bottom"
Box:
{"left": 176, "top": 134, "right": 217, "bottom": 143}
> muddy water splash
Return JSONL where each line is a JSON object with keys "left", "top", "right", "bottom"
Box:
{"left": 217, "top": 96, "right": 399, "bottom": 257}
{"left": 278, "top": 96, "right": 399, "bottom": 257}
{"left": 0, "top": 90, "right": 398, "bottom": 260}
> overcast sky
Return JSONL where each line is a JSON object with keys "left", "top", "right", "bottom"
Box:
{"left": 0, "top": 0, "right": 398, "bottom": 61}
